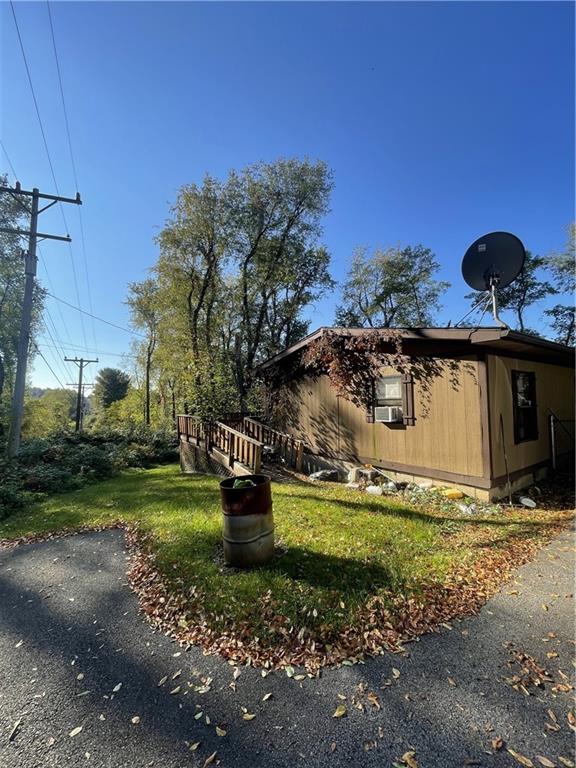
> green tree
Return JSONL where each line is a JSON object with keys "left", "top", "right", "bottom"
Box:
{"left": 143, "top": 158, "right": 334, "bottom": 416}
{"left": 22, "top": 388, "right": 75, "bottom": 438}
{"left": 126, "top": 279, "right": 158, "bottom": 425}
{"left": 544, "top": 224, "right": 575, "bottom": 345}
{"left": 93, "top": 368, "right": 130, "bottom": 410}
{"left": 335, "top": 244, "right": 449, "bottom": 327}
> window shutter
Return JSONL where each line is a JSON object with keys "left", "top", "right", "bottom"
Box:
{"left": 366, "top": 379, "right": 375, "bottom": 422}
{"left": 402, "top": 373, "right": 415, "bottom": 426}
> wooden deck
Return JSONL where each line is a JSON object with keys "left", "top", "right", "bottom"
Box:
{"left": 177, "top": 414, "right": 304, "bottom": 477}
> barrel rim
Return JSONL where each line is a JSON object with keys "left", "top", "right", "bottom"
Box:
{"left": 220, "top": 474, "right": 271, "bottom": 490}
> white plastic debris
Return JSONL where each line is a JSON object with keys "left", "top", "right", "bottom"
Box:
{"left": 366, "top": 485, "right": 383, "bottom": 496}
{"left": 519, "top": 496, "right": 536, "bottom": 508}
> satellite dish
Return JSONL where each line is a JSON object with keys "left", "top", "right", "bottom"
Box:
{"left": 461, "top": 231, "right": 526, "bottom": 328}
{"left": 462, "top": 231, "right": 526, "bottom": 291}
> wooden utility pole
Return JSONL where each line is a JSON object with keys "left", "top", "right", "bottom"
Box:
{"left": 64, "top": 357, "right": 98, "bottom": 431}
{"left": 65, "top": 381, "right": 93, "bottom": 431}
{"left": 0, "top": 183, "right": 81, "bottom": 457}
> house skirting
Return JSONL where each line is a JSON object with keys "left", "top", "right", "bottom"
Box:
{"left": 302, "top": 451, "right": 564, "bottom": 502}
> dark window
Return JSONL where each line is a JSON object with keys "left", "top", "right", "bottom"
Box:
{"left": 512, "top": 371, "right": 538, "bottom": 443}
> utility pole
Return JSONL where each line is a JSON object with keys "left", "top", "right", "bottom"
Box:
{"left": 65, "top": 381, "right": 93, "bottom": 431}
{"left": 0, "top": 183, "right": 81, "bottom": 458}
{"left": 65, "top": 358, "right": 98, "bottom": 431}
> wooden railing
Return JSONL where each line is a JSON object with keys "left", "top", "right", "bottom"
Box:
{"left": 242, "top": 417, "right": 304, "bottom": 471}
{"left": 177, "top": 414, "right": 303, "bottom": 474}
{"left": 212, "top": 421, "right": 262, "bottom": 474}
{"left": 177, "top": 415, "right": 207, "bottom": 445}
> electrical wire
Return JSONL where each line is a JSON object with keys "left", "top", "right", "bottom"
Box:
{"left": 0, "top": 139, "right": 19, "bottom": 181}
{"left": 9, "top": 0, "right": 88, "bottom": 347}
{"left": 33, "top": 344, "right": 65, "bottom": 388}
{"left": 38, "top": 341, "right": 137, "bottom": 359}
{"left": 46, "top": 1, "right": 97, "bottom": 349}
{"left": 46, "top": 291, "right": 146, "bottom": 337}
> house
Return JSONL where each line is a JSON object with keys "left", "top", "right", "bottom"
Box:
{"left": 258, "top": 327, "right": 575, "bottom": 501}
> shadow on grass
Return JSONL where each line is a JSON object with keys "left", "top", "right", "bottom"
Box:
{"left": 282, "top": 491, "right": 570, "bottom": 530}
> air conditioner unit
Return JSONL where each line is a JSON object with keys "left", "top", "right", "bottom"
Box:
{"left": 374, "top": 406, "right": 403, "bottom": 423}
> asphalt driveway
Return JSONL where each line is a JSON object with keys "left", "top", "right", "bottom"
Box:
{"left": 0, "top": 527, "right": 574, "bottom": 768}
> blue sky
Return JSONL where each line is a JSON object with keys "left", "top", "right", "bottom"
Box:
{"left": 1, "top": 1, "right": 574, "bottom": 388}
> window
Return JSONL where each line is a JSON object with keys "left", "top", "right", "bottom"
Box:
{"left": 365, "top": 374, "right": 416, "bottom": 425}
{"left": 512, "top": 371, "right": 538, "bottom": 443}
{"left": 375, "top": 376, "right": 403, "bottom": 408}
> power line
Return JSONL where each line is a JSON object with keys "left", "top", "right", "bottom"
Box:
{"left": 2, "top": 139, "right": 78, "bottom": 354}
{"left": 46, "top": 291, "right": 146, "bottom": 338}
{"left": 9, "top": 0, "right": 88, "bottom": 348}
{"left": 0, "top": 139, "right": 18, "bottom": 180}
{"left": 46, "top": 1, "right": 97, "bottom": 349}
{"left": 33, "top": 344, "right": 65, "bottom": 389}
{"left": 38, "top": 341, "right": 137, "bottom": 359}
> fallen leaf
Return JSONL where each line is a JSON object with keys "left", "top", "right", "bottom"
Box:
{"left": 215, "top": 726, "right": 227, "bottom": 737}
{"left": 169, "top": 686, "right": 181, "bottom": 695}
{"left": 294, "top": 674, "right": 306, "bottom": 681}
{"left": 190, "top": 742, "right": 200, "bottom": 751}
{"left": 157, "top": 676, "right": 167, "bottom": 687}
{"left": 508, "top": 748, "right": 534, "bottom": 767}
{"left": 203, "top": 752, "right": 217, "bottom": 768}
{"left": 262, "top": 693, "right": 273, "bottom": 701}
{"left": 542, "top": 604, "right": 549, "bottom": 612}
{"left": 172, "top": 669, "right": 181, "bottom": 680}
{"left": 8, "top": 720, "right": 21, "bottom": 742}
{"left": 15, "top": 640, "right": 23, "bottom": 648}
{"left": 285, "top": 666, "right": 295, "bottom": 678}
{"left": 401, "top": 750, "right": 418, "bottom": 768}
{"left": 69, "top": 726, "right": 83, "bottom": 738}
{"left": 536, "top": 757, "right": 556, "bottom": 768}
{"left": 367, "top": 692, "right": 381, "bottom": 709}
{"left": 491, "top": 737, "right": 504, "bottom": 751}
{"left": 330, "top": 742, "right": 336, "bottom": 752}
{"left": 243, "top": 712, "right": 256, "bottom": 721}
{"left": 233, "top": 667, "right": 241, "bottom": 680}
{"left": 559, "top": 759, "right": 575, "bottom": 768}
{"left": 131, "top": 716, "right": 140, "bottom": 724}
{"left": 47, "top": 736, "right": 55, "bottom": 746}
{"left": 337, "top": 693, "right": 347, "bottom": 700}
{"left": 205, "top": 716, "right": 211, "bottom": 725}
{"left": 332, "top": 704, "right": 347, "bottom": 718}
{"left": 194, "top": 712, "right": 203, "bottom": 720}
{"left": 392, "top": 668, "right": 401, "bottom": 679}
{"left": 448, "top": 677, "right": 457, "bottom": 687}
{"left": 112, "top": 683, "right": 122, "bottom": 693}
{"left": 77, "top": 673, "right": 84, "bottom": 681}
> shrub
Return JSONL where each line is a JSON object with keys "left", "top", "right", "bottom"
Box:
{"left": 0, "top": 425, "right": 178, "bottom": 520}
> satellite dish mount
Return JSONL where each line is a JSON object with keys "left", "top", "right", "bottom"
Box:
{"left": 461, "top": 232, "right": 526, "bottom": 329}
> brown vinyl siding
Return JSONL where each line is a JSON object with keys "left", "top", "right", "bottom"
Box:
{"left": 487, "top": 354, "right": 575, "bottom": 478}
{"left": 278, "top": 355, "right": 485, "bottom": 479}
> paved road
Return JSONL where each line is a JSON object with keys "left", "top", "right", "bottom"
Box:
{"left": 0, "top": 527, "right": 574, "bottom": 768}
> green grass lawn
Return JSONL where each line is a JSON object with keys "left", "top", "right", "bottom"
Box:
{"left": 0, "top": 464, "right": 571, "bottom": 659}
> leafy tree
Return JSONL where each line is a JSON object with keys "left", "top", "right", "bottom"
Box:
{"left": 126, "top": 279, "right": 158, "bottom": 425}
{"left": 21, "top": 388, "right": 75, "bottom": 438}
{"left": 464, "top": 251, "right": 557, "bottom": 334}
{"left": 140, "top": 158, "right": 334, "bottom": 416}
{"left": 335, "top": 245, "right": 449, "bottom": 327}
{"left": 93, "top": 368, "right": 130, "bottom": 410}
{"left": 544, "top": 224, "right": 575, "bottom": 345}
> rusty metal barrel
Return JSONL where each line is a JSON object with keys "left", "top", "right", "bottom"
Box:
{"left": 219, "top": 475, "right": 274, "bottom": 567}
